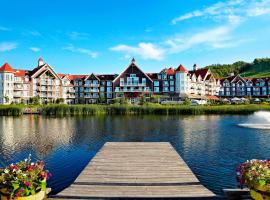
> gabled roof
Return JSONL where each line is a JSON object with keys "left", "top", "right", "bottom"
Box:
{"left": 85, "top": 73, "right": 100, "bottom": 81}
{"left": 97, "top": 74, "right": 116, "bottom": 80}
{"left": 189, "top": 68, "right": 209, "bottom": 79}
{"left": 161, "top": 67, "right": 175, "bottom": 75}
{"left": 175, "top": 64, "right": 188, "bottom": 72}
{"left": 0, "top": 63, "right": 16, "bottom": 73}
{"left": 146, "top": 73, "right": 158, "bottom": 80}
{"left": 113, "top": 58, "right": 153, "bottom": 83}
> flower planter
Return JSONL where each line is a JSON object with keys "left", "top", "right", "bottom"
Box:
{"left": 250, "top": 186, "right": 270, "bottom": 200}
{"left": 0, "top": 189, "right": 45, "bottom": 200}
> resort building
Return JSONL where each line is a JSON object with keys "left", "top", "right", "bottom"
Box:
{"left": 219, "top": 74, "right": 270, "bottom": 98}
{"left": 0, "top": 57, "right": 221, "bottom": 104}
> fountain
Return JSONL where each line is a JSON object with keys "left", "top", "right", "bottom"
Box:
{"left": 238, "top": 111, "right": 270, "bottom": 129}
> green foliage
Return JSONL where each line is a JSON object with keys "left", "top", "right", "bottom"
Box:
{"left": 55, "top": 98, "right": 65, "bottom": 104}
{"left": 139, "top": 96, "right": 147, "bottom": 105}
{"left": 0, "top": 155, "right": 50, "bottom": 198}
{"left": 183, "top": 99, "right": 191, "bottom": 105}
{"left": 0, "top": 105, "right": 24, "bottom": 116}
{"left": 98, "top": 95, "right": 105, "bottom": 104}
{"left": 206, "top": 57, "right": 270, "bottom": 78}
{"left": 119, "top": 97, "right": 128, "bottom": 105}
{"left": 41, "top": 104, "right": 270, "bottom": 116}
{"left": 30, "top": 97, "right": 40, "bottom": 105}
{"left": 150, "top": 95, "right": 161, "bottom": 103}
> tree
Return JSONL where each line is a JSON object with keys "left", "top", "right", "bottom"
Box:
{"left": 119, "top": 97, "right": 128, "bottom": 105}
{"left": 30, "top": 96, "right": 40, "bottom": 105}
{"left": 4, "top": 96, "right": 9, "bottom": 104}
{"left": 139, "top": 96, "right": 147, "bottom": 105}
{"left": 56, "top": 98, "right": 65, "bottom": 104}
{"left": 98, "top": 95, "right": 105, "bottom": 104}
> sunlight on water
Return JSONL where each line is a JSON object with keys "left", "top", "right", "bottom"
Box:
{"left": 238, "top": 111, "right": 270, "bottom": 129}
{"left": 0, "top": 115, "right": 270, "bottom": 195}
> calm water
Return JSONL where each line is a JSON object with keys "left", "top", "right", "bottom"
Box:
{"left": 0, "top": 115, "right": 270, "bottom": 195}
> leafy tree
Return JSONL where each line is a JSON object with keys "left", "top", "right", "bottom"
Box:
{"left": 30, "top": 96, "right": 40, "bottom": 105}
{"left": 139, "top": 96, "right": 147, "bottom": 105}
{"left": 3, "top": 96, "right": 9, "bottom": 104}
{"left": 56, "top": 98, "right": 65, "bottom": 104}
{"left": 98, "top": 95, "right": 105, "bottom": 104}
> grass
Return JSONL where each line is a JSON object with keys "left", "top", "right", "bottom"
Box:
{"left": 0, "top": 105, "right": 25, "bottom": 116}
{"left": 41, "top": 104, "right": 270, "bottom": 116}
{"left": 0, "top": 103, "right": 269, "bottom": 116}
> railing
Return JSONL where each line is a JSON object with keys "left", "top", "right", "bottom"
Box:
{"left": 120, "top": 83, "right": 146, "bottom": 87}
{"left": 115, "top": 89, "right": 152, "bottom": 92}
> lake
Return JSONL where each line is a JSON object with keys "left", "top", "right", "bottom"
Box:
{"left": 0, "top": 114, "right": 269, "bottom": 195}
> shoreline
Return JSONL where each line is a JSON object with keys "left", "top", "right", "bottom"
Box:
{"left": 0, "top": 104, "right": 269, "bottom": 116}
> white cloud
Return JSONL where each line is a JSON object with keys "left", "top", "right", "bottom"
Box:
{"left": 67, "top": 31, "right": 90, "bottom": 40}
{"left": 29, "top": 47, "right": 40, "bottom": 52}
{"left": 0, "top": 26, "right": 11, "bottom": 31}
{"left": 110, "top": 42, "right": 165, "bottom": 61}
{"left": 27, "top": 30, "right": 42, "bottom": 37}
{"left": 172, "top": 0, "right": 270, "bottom": 24}
{"left": 63, "top": 45, "right": 98, "bottom": 58}
{"left": 0, "top": 42, "right": 17, "bottom": 52}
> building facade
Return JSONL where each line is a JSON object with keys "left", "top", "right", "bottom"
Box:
{"left": 0, "top": 57, "right": 223, "bottom": 104}
{"left": 219, "top": 74, "right": 270, "bottom": 98}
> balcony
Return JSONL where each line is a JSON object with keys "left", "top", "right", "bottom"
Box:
{"left": 115, "top": 88, "right": 152, "bottom": 93}
{"left": 14, "top": 86, "right": 23, "bottom": 90}
{"left": 13, "top": 93, "right": 22, "bottom": 97}
{"left": 120, "top": 82, "right": 146, "bottom": 87}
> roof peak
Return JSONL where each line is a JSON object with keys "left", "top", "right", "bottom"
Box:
{"left": 0, "top": 63, "right": 15, "bottom": 73}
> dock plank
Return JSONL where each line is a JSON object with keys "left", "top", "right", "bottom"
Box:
{"left": 52, "top": 142, "right": 216, "bottom": 199}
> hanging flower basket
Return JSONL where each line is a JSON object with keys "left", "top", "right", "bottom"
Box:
{"left": 237, "top": 159, "right": 270, "bottom": 200}
{"left": 0, "top": 155, "right": 51, "bottom": 200}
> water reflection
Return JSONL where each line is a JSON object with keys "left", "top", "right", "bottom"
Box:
{"left": 0, "top": 115, "right": 270, "bottom": 195}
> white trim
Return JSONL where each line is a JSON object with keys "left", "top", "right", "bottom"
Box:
{"left": 113, "top": 62, "right": 153, "bottom": 83}
{"left": 84, "top": 73, "right": 100, "bottom": 81}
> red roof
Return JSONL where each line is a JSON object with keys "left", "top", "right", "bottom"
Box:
{"left": 147, "top": 73, "right": 158, "bottom": 79}
{"left": 0, "top": 63, "right": 15, "bottom": 73}
{"left": 207, "top": 95, "right": 219, "bottom": 100}
{"left": 175, "top": 64, "right": 188, "bottom": 72}
{"left": 14, "top": 70, "right": 26, "bottom": 77}
{"left": 165, "top": 67, "right": 175, "bottom": 75}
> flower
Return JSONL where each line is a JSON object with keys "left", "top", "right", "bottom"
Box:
{"left": 0, "top": 157, "right": 51, "bottom": 198}
{"left": 236, "top": 159, "right": 270, "bottom": 190}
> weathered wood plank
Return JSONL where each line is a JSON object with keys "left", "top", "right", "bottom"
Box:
{"left": 52, "top": 142, "right": 216, "bottom": 198}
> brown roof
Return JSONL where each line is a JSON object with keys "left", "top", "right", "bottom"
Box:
{"left": 189, "top": 68, "right": 209, "bottom": 79}
{"left": 97, "top": 74, "right": 117, "bottom": 80}
{"left": 147, "top": 73, "right": 158, "bottom": 79}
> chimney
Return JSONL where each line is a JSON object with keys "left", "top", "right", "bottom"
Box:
{"left": 230, "top": 72, "right": 234, "bottom": 76}
{"left": 193, "top": 64, "right": 198, "bottom": 71}
{"left": 38, "top": 57, "right": 44, "bottom": 67}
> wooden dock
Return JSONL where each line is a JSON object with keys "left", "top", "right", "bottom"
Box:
{"left": 52, "top": 142, "right": 216, "bottom": 199}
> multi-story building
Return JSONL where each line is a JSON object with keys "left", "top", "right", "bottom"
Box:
{"left": 219, "top": 74, "right": 270, "bottom": 98}
{"left": 0, "top": 57, "right": 221, "bottom": 104}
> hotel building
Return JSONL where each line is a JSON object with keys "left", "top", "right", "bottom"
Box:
{"left": 0, "top": 57, "right": 221, "bottom": 104}
{"left": 219, "top": 74, "right": 270, "bottom": 98}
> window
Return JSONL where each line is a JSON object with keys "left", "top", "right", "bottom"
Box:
{"left": 142, "top": 78, "right": 146, "bottom": 85}
{"left": 130, "top": 74, "right": 136, "bottom": 77}
{"left": 163, "top": 87, "right": 169, "bottom": 92}
{"left": 154, "top": 87, "right": 159, "bottom": 93}
{"left": 120, "top": 78, "right": 124, "bottom": 85}
{"left": 163, "top": 81, "right": 169, "bottom": 86}
{"left": 154, "top": 81, "right": 159, "bottom": 86}
{"left": 170, "top": 87, "right": 174, "bottom": 92}
{"left": 107, "top": 81, "right": 112, "bottom": 86}
{"left": 158, "top": 75, "right": 162, "bottom": 79}
{"left": 107, "top": 93, "right": 112, "bottom": 98}
{"left": 107, "top": 87, "right": 112, "bottom": 92}
{"left": 170, "top": 81, "right": 174, "bottom": 85}
{"left": 162, "top": 74, "right": 167, "bottom": 80}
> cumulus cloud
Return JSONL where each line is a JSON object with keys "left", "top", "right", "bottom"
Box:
{"left": 110, "top": 42, "right": 165, "bottom": 61}
{"left": 0, "top": 42, "right": 17, "bottom": 52}
{"left": 63, "top": 44, "right": 98, "bottom": 58}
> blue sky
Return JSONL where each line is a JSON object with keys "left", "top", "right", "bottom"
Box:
{"left": 0, "top": 0, "right": 270, "bottom": 74}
